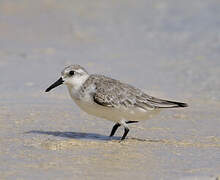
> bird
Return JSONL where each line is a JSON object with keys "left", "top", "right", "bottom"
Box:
{"left": 45, "top": 64, "right": 188, "bottom": 141}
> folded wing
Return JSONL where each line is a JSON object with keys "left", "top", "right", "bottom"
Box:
{"left": 92, "top": 75, "right": 188, "bottom": 110}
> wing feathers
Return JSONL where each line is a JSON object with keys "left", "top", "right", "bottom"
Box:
{"left": 88, "top": 74, "right": 188, "bottom": 109}
{"left": 145, "top": 96, "right": 188, "bottom": 108}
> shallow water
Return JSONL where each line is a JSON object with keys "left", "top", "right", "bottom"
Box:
{"left": 0, "top": 0, "right": 220, "bottom": 179}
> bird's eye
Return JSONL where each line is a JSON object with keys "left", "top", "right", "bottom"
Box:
{"left": 69, "top": 71, "right": 75, "bottom": 76}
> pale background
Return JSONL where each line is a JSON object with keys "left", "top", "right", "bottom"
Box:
{"left": 0, "top": 0, "right": 220, "bottom": 179}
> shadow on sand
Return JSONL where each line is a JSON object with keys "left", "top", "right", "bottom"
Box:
{"left": 25, "top": 130, "right": 120, "bottom": 141}
{"left": 25, "top": 130, "right": 164, "bottom": 142}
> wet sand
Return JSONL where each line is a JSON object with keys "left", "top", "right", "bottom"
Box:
{"left": 0, "top": 0, "right": 220, "bottom": 179}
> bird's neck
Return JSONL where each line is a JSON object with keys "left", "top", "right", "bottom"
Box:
{"left": 67, "top": 86, "right": 80, "bottom": 100}
{"left": 66, "top": 75, "right": 89, "bottom": 100}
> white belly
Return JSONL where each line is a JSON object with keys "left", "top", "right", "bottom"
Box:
{"left": 73, "top": 98, "right": 161, "bottom": 123}
{"left": 67, "top": 86, "right": 161, "bottom": 123}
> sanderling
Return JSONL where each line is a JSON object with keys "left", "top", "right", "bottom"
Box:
{"left": 45, "top": 64, "right": 188, "bottom": 140}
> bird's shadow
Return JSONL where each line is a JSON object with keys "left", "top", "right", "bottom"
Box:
{"left": 25, "top": 130, "right": 163, "bottom": 143}
{"left": 25, "top": 130, "right": 120, "bottom": 141}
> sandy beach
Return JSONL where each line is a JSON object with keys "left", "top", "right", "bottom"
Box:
{"left": 0, "top": 0, "right": 220, "bottom": 179}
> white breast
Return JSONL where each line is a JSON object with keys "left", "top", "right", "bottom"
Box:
{"left": 69, "top": 94, "right": 161, "bottom": 123}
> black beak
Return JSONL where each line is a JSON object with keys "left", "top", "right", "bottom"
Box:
{"left": 45, "top": 77, "right": 64, "bottom": 92}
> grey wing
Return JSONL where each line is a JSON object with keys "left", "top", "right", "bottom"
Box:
{"left": 94, "top": 90, "right": 188, "bottom": 109}
{"left": 93, "top": 89, "right": 116, "bottom": 107}
{"left": 92, "top": 79, "right": 139, "bottom": 108}
{"left": 92, "top": 80, "right": 155, "bottom": 110}
{"left": 92, "top": 75, "right": 188, "bottom": 109}
{"left": 138, "top": 94, "right": 188, "bottom": 108}
{"left": 93, "top": 84, "right": 127, "bottom": 107}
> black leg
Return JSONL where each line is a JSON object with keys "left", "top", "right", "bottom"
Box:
{"left": 121, "top": 127, "right": 129, "bottom": 140}
{"left": 110, "top": 123, "right": 121, "bottom": 137}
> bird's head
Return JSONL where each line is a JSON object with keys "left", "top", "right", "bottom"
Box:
{"left": 45, "top": 65, "right": 89, "bottom": 92}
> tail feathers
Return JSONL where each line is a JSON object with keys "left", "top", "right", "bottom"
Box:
{"left": 156, "top": 100, "right": 188, "bottom": 108}
{"left": 146, "top": 96, "right": 188, "bottom": 109}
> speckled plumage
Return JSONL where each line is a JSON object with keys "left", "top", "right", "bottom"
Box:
{"left": 79, "top": 74, "right": 186, "bottom": 110}
{"left": 46, "top": 64, "right": 188, "bottom": 140}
